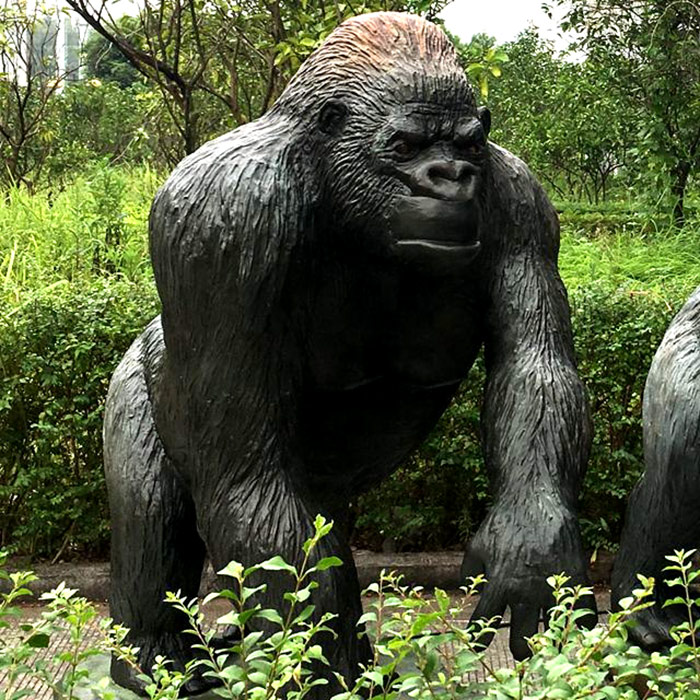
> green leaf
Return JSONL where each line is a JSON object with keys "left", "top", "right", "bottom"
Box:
{"left": 313, "top": 556, "right": 343, "bottom": 572}
{"left": 422, "top": 650, "right": 438, "bottom": 679}
{"left": 26, "top": 632, "right": 50, "bottom": 648}
{"left": 259, "top": 556, "right": 297, "bottom": 575}
{"left": 362, "top": 670, "right": 385, "bottom": 685}
{"left": 218, "top": 561, "right": 244, "bottom": 579}
{"left": 293, "top": 604, "right": 316, "bottom": 623}
{"left": 256, "top": 608, "right": 284, "bottom": 625}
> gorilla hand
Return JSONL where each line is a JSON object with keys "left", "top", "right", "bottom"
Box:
{"left": 623, "top": 604, "right": 689, "bottom": 651}
{"left": 461, "top": 501, "right": 597, "bottom": 659}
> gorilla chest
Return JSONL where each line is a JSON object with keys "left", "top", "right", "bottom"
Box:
{"left": 303, "top": 276, "right": 483, "bottom": 390}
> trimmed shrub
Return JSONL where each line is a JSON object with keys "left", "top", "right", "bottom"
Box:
{"left": 1, "top": 167, "right": 697, "bottom": 557}
{"left": 0, "top": 278, "right": 158, "bottom": 556}
{"left": 353, "top": 284, "right": 685, "bottom": 553}
{"left": 571, "top": 284, "right": 678, "bottom": 551}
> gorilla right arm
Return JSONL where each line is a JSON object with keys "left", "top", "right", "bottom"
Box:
{"left": 148, "top": 125, "right": 370, "bottom": 682}
{"left": 463, "top": 145, "right": 595, "bottom": 658}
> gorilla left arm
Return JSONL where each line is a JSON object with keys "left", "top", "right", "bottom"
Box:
{"left": 463, "top": 146, "right": 595, "bottom": 658}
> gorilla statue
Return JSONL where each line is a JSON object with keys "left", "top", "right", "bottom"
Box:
{"left": 613, "top": 286, "right": 700, "bottom": 649}
{"left": 104, "top": 11, "right": 594, "bottom": 696}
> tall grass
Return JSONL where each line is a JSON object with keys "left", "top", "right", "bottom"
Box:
{"left": 0, "top": 165, "right": 162, "bottom": 305}
{"left": 3, "top": 168, "right": 698, "bottom": 297}
{"left": 560, "top": 225, "right": 700, "bottom": 299}
{"left": 1, "top": 166, "right": 698, "bottom": 308}
{"left": 0, "top": 168, "right": 698, "bottom": 555}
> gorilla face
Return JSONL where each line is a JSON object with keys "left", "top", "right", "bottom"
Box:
{"left": 380, "top": 104, "right": 490, "bottom": 269}
{"left": 319, "top": 97, "right": 490, "bottom": 273}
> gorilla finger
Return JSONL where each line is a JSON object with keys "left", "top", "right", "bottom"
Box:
{"left": 460, "top": 550, "right": 485, "bottom": 585}
{"left": 572, "top": 589, "right": 598, "bottom": 630}
{"left": 183, "top": 673, "right": 223, "bottom": 696}
{"left": 661, "top": 599, "right": 692, "bottom": 626}
{"left": 627, "top": 611, "right": 673, "bottom": 651}
{"left": 509, "top": 602, "right": 541, "bottom": 661}
{"left": 209, "top": 624, "right": 242, "bottom": 651}
{"left": 472, "top": 584, "right": 507, "bottom": 622}
{"left": 468, "top": 586, "right": 506, "bottom": 650}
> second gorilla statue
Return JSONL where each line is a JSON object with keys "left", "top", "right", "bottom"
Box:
{"left": 104, "top": 12, "right": 594, "bottom": 696}
{"left": 613, "top": 285, "right": 700, "bottom": 649}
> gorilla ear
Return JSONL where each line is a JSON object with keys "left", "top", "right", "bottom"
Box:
{"left": 478, "top": 106, "right": 491, "bottom": 138}
{"left": 318, "top": 100, "right": 348, "bottom": 136}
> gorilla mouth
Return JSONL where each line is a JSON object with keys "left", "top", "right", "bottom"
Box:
{"left": 394, "top": 239, "right": 481, "bottom": 253}
{"left": 391, "top": 196, "right": 481, "bottom": 256}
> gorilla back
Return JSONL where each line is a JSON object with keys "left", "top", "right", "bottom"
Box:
{"left": 105, "top": 11, "right": 593, "bottom": 696}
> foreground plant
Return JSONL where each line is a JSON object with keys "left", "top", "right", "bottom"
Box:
{"left": 5, "top": 543, "right": 700, "bottom": 698}
{"left": 0, "top": 550, "right": 185, "bottom": 700}
{"left": 165, "top": 514, "right": 342, "bottom": 699}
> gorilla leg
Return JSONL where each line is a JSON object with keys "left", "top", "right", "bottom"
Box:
{"left": 194, "top": 469, "right": 371, "bottom": 697}
{"left": 105, "top": 326, "right": 213, "bottom": 696}
{"left": 612, "top": 287, "right": 700, "bottom": 648}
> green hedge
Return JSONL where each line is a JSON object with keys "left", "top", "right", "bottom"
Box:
{"left": 353, "top": 283, "right": 680, "bottom": 553}
{"left": 0, "top": 278, "right": 684, "bottom": 557}
{"left": 0, "top": 279, "right": 159, "bottom": 556}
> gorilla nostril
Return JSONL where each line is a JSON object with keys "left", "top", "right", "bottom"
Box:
{"left": 428, "top": 161, "right": 458, "bottom": 182}
{"left": 455, "top": 161, "right": 472, "bottom": 180}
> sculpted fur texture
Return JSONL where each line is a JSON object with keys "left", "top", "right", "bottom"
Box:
{"left": 613, "top": 286, "right": 700, "bottom": 649}
{"left": 104, "top": 12, "right": 593, "bottom": 696}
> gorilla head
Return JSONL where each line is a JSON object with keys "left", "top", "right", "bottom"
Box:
{"left": 273, "top": 13, "right": 491, "bottom": 270}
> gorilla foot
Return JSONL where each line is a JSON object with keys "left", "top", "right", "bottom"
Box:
{"left": 110, "top": 632, "right": 225, "bottom": 698}
{"left": 208, "top": 624, "right": 242, "bottom": 652}
{"left": 625, "top": 605, "right": 690, "bottom": 652}
{"left": 181, "top": 673, "right": 223, "bottom": 697}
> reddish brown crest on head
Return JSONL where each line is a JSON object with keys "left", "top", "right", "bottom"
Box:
{"left": 275, "top": 12, "right": 475, "bottom": 118}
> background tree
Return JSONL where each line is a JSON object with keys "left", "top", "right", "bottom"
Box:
{"left": 64, "top": 0, "right": 451, "bottom": 162}
{"left": 48, "top": 82, "right": 154, "bottom": 180}
{"left": 486, "top": 28, "right": 636, "bottom": 204}
{"left": 450, "top": 32, "right": 509, "bottom": 101}
{"left": 0, "top": 1, "right": 73, "bottom": 189}
{"left": 485, "top": 30, "right": 561, "bottom": 191}
{"left": 549, "top": 0, "right": 700, "bottom": 226}
{"left": 83, "top": 15, "right": 142, "bottom": 88}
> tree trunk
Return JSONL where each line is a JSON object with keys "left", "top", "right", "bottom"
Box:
{"left": 183, "top": 90, "right": 198, "bottom": 155}
{"left": 671, "top": 160, "right": 690, "bottom": 228}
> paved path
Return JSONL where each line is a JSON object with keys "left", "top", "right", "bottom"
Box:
{"left": 2, "top": 590, "right": 610, "bottom": 699}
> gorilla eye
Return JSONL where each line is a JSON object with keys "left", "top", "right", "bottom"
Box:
{"left": 390, "top": 138, "right": 420, "bottom": 160}
{"left": 457, "top": 142, "right": 483, "bottom": 159}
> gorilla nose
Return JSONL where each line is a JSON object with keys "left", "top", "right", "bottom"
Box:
{"left": 428, "top": 161, "right": 464, "bottom": 181}
{"left": 414, "top": 160, "right": 475, "bottom": 201}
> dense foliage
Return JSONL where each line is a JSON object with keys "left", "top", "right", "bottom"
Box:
{"left": 0, "top": 0, "right": 698, "bottom": 557}
{"left": 5, "top": 532, "right": 700, "bottom": 699}
{"left": 550, "top": 0, "right": 700, "bottom": 226}
{"left": 1, "top": 0, "right": 695, "bottom": 220}
{"left": 0, "top": 170, "right": 697, "bottom": 557}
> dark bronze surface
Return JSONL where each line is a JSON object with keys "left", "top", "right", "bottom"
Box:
{"left": 104, "top": 12, "right": 593, "bottom": 696}
{"left": 613, "top": 285, "right": 700, "bottom": 649}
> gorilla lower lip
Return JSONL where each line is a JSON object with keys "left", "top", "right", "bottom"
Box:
{"left": 391, "top": 195, "right": 480, "bottom": 248}
{"left": 395, "top": 239, "right": 481, "bottom": 253}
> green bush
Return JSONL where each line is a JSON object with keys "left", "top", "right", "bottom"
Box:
{"left": 353, "top": 361, "right": 487, "bottom": 551}
{"left": 48, "top": 82, "right": 157, "bottom": 183}
{"left": 0, "top": 278, "right": 158, "bottom": 556}
{"left": 571, "top": 285, "right": 680, "bottom": 551}
{"left": 0, "top": 274, "right": 687, "bottom": 557}
{"left": 0, "top": 167, "right": 697, "bottom": 557}
{"left": 354, "top": 284, "right": 687, "bottom": 553}
{"left": 5, "top": 533, "right": 700, "bottom": 700}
